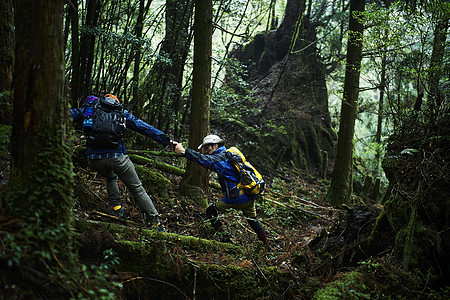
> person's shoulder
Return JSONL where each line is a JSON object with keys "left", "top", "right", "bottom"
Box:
{"left": 84, "top": 95, "right": 98, "bottom": 105}
{"left": 215, "top": 145, "right": 227, "bottom": 153}
{"left": 122, "top": 110, "right": 136, "bottom": 120}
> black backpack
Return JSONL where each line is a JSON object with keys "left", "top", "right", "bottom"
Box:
{"left": 83, "top": 96, "right": 126, "bottom": 148}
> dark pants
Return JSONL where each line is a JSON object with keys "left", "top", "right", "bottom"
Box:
{"left": 89, "top": 154, "right": 160, "bottom": 221}
{"left": 206, "top": 200, "right": 264, "bottom": 234}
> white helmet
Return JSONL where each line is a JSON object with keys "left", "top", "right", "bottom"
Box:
{"left": 197, "top": 134, "right": 224, "bottom": 150}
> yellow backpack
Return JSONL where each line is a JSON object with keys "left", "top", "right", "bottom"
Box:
{"left": 226, "top": 147, "right": 265, "bottom": 197}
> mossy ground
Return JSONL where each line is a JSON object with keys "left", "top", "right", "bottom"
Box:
{"left": 2, "top": 127, "right": 450, "bottom": 299}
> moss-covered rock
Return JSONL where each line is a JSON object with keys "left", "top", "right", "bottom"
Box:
{"left": 370, "top": 131, "right": 450, "bottom": 285}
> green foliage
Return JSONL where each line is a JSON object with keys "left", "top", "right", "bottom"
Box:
{"left": 313, "top": 271, "right": 372, "bottom": 300}
{"left": 1, "top": 127, "right": 81, "bottom": 296}
{"left": 0, "top": 91, "right": 13, "bottom": 124}
{"left": 76, "top": 249, "right": 122, "bottom": 300}
{"left": 211, "top": 57, "right": 290, "bottom": 148}
{"left": 5, "top": 128, "right": 73, "bottom": 215}
{"left": 0, "top": 124, "right": 11, "bottom": 158}
{"left": 1, "top": 223, "right": 122, "bottom": 299}
{"left": 362, "top": 1, "right": 450, "bottom": 135}
{"left": 427, "top": 286, "right": 450, "bottom": 300}
{"left": 211, "top": 58, "right": 256, "bottom": 121}
{"left": 312, "top": 259, "right": 431, "bottom": 298}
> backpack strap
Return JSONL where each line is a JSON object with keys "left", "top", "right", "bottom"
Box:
{"left": 82, "top": 96, "right": 98, "bottom": 132}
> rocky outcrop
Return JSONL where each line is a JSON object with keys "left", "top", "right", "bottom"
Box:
{"left": 212, "top": 18, "right": 335, "bottom": 176}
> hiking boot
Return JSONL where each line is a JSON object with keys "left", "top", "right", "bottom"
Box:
{"left": 143, "top": 213, "right": 166, "bottom": 232}
{"left": 257, "top": 229, "right": 268, "bottom": 246}
{"left": 154, "top": 222, "right": 167, "bottom": 233}
{"left": 143, "top": 216, "right": 167, "bottom": 232}
{"left": 102, "top": 205, "right": 124, "bottom": 218}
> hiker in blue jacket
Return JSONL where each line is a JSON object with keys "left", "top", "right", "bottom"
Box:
{"left": 174, "top": 135, "right": 268, "bottom": 245}
{"left": 70, "top": 94, "right": 171, "bottom": 232}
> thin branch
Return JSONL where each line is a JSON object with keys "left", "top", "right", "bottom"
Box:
{"left": 212, "top": 21, "right": 248, "bottom": 38}
{"left": 361, "top": 43, "right": 416, "bottom": 58}
{"left": 121, "top": 276, "right": 192, "bottom": 299}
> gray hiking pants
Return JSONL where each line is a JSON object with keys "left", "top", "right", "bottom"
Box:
{"left": 88, "top": 154, "right": 160, "bottom": 220}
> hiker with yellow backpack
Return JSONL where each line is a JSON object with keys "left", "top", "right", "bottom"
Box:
{"left": 174, "top": 135, "right": 268, "bottom": 246}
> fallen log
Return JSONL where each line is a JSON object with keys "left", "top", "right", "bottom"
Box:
{"left": 73, "top": 217, "right": 293, "bottom": 299}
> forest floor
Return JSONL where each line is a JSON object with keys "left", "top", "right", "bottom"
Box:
{"left": 3, "top": 144, "right": 439, "bottom": 298}
{"left": 72, "top": 151, "right": 344, "bottom": 281}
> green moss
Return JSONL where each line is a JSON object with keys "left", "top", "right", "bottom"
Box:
{"left": 288, "top": 123, "right": 309, "bottom": 170}
{"left": 395, "top": 229, "right": 407, "bottom": 254}
{"left": 129, "top": 153, "right": 185, "bottom": 175}
{"left": 0, "top": 124, "right": 11, "bottom": 158}
{"left": 368, "top": 208, "right": 390, "bottom": 247}
{"left": 179, "top": 183, "right": 208, "bottom": 209}
{"left": 381, "top": 156, "right": 404, "bottom": 180}
{"left": 74, "top": 218, "right": 243, "bottom": 255}
{"left": 384, "top": 194, "right": 410, "bottom": 232}
{"left": 313, "top": 271, "right": 371, "bottom": 299}
{"left": 308, "top": 124, "right": 322, "bottom": 165}
{"left": 73, "top": 218, "right": 290, "bottom": 299}
{"left": 134, "top": 163, "right": 172, "bottom": 201}
{"left": 402, "top": 203, "right": 419, "bottom": 269}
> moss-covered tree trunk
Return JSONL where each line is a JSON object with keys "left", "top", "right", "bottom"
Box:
{"left": 0, "top": 0, "right": 14, "bottom": 125}
{"left": 5, "top": 0, "right": 78, "bottom": 296}
{"left": 325, "top": 0, "right": 365, "bottom": 206}
{"left": 182, "top": 0, "right": 212, "bottom": 207}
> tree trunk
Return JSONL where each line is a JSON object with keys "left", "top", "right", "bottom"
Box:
{"left": 6, "top": 0, "right": 78, "bottom": 296}
{"left": 0, "top": 0, "right": 14, "bottom": 125}
{"left": 428, "top": 16, "right": 448, "bottom": 123}
{"left": 183, "top": 0, "right": 212, "bottom": 198}
{"left": 374, "top": 51, "right": 386, "bottom": 180}
{"left": 131, "top": 0, "right": 150, "bottom": 108}
{"left": 258, "top": 0, "right": 306, "bottom": 74}
{"left": 325, "top": 0, "right": 366, "bottom": 206}
{"left": 69, "top": 0, "right": 81, "bottom": 106}
{"left": 140, "top": 0, "right": 193, "bottom": 137}
{"left": 79, "top": 0, "right": 100, "bottom": 99}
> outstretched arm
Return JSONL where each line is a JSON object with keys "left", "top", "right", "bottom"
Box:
{"left": 124, "top": 110, "right": 171, "bottom": 147}
{"left": 69, "top": 107, "right": 84, "bottom": 122}
{"left": 174, "top": 143, "right": 227, "bottom": 172}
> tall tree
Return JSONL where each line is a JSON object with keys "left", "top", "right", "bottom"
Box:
{"left": 143, "top": 0, "right": 194, "bottom": 137}
{"left": 326, "top": 0, "right": 366, "bottom": 206}
{"left": 5, "top": 0, "right": 78, "bottom": 296}
{"left": 68, "top": 0, "right": 81, "bottom": 107}
{"left": 0, "top": 0, "right": 14, "bottom": 125}
{"left": 182, "top": 0, "right": 212, "bottom": 203}
{"left": 131, "top": 0, "right": 152, "bottom": 108}
{"left": 78, "top": 0, "right": 100, "bottom": 100}
{"left": 427, "top": 15, "right": 448, "bottom": 123}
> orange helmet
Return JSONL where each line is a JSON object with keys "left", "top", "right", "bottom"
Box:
{"left": 105, "top": 94, "right": 119, "bottom": 102}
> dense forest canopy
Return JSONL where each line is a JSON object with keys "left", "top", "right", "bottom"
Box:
{"left": 0, "top": 0, "right": 449, "bottom": 298}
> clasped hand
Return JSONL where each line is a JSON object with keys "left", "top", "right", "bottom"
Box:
{"left": 170, "top": 141, "right": 185, "bottom": 154}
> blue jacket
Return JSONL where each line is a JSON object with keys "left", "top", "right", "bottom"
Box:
{"left": 184, "top": 145, "right": 253, "bottom": 204}
{"left": 70, "top": 103, "right": 170, "bottom": 156}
